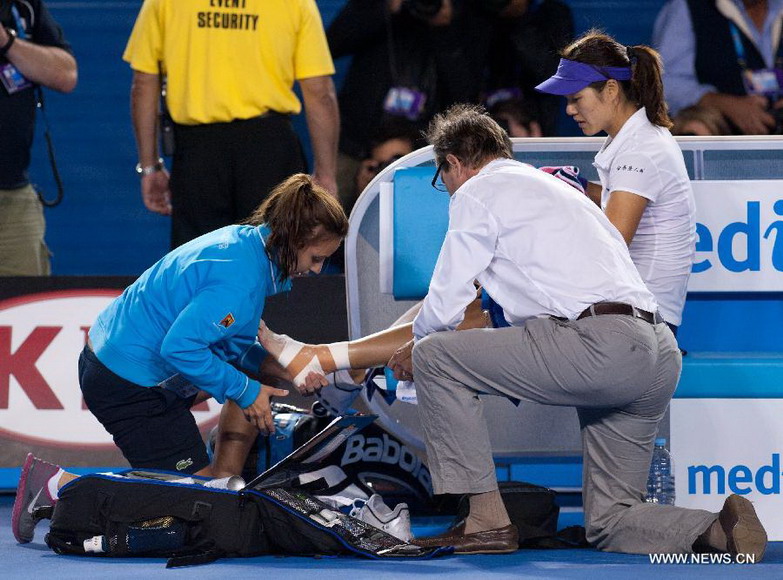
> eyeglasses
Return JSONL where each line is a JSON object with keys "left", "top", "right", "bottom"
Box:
{"left": 431, "top": 161, "right": 448, "bottom": 192}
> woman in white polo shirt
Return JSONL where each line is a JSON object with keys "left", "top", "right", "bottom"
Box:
{"left": 537, "top": 30, "right": 696, "bottom": 333}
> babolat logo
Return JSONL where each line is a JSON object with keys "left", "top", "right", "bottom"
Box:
{"left": 694, "top": 200, "right": 783, "bottom": 273}
{"left": 341, "top": 433, "right": 432, "bottom": 490}
{"left": 688, "top": 454, "right": 783, "bottom": 495}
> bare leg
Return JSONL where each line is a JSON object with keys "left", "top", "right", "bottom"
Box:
{"left": 208, "top": 400, "right": 258, "bottom": 478}
{"left": 259, "top": 298, "right": 490, "bottom": 378}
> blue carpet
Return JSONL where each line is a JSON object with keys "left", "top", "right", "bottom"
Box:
{"left": 1, "top": 494, "right": 780, "bottom": 579}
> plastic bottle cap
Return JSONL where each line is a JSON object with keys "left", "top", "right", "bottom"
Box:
{"left": 655, "top": 438, "right": 667, "bottom": 446}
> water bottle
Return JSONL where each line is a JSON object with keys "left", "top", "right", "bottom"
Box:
{"left": 203, "top": 475, "right": 245, "bottom": 491}
{"left": 83, "top": 535, "right": 107, "bottom": 553}
{"left": 645, "top": 438, "right": 675, "bottom": 505}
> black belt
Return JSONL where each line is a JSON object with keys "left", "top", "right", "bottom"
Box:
{"left": 576, "top": 302, "right": 663, "bottom": 325}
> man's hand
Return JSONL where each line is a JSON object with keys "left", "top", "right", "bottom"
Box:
{"left": 388, "top": 339, "right": 414, "bottom": 381}
{"left": 701, "top": 93, "right": 775, "bottom": 135}
{"left": 242, "top": 385, "right": 288, "bottom": 435}
{"left": 141, "top": 169, "right": 172, "bottom": 215}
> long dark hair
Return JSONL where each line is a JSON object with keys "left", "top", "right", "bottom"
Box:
{"left": 245, "top": 174, "right": 348, "bottom": 281}
{"left": 562, "top": 30, "right": 672, "bottom": 129}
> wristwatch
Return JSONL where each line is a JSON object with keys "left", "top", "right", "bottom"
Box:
{"left": 0, "top": 27, "right": 17, "bottom": 59}
{"left": 135, "top": 158, "right": 165, "bottom": 177}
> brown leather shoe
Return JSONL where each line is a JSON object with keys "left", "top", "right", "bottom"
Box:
{"left": 719, "top": 494, "right": 767, "bottom": 562}
{"left": 413, "top": 523, "right": 519, "bottom": 554}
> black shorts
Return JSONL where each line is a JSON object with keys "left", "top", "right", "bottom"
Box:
{"left": 78, "top": 345, "right": 209, "bottom": 474}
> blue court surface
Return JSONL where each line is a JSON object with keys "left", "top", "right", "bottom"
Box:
{"left": 1, "top": 495, "right": 780, "bottom": 579}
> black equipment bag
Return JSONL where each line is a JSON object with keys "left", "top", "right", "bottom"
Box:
{"left": 45, "top": 472, "right": 448, "bottom": 567}
{"left": 500, "top": 481, "right": 560, "bottom": 544}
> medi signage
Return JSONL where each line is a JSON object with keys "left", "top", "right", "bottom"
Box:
{"left": 689, "top": 180, "right": 783, "bottom": 291}
{"left": 672, "top": 400, "right": 783, "bottom": 541}
{"left": 0, "top": 290, "right": 222, "bottom": 448}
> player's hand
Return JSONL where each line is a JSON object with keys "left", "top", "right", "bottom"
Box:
{"left": 388, "top": 339, "right": 414, "bottom": 381}
{"left": 297, "top": 371, "right": 328, "bottom": 397}
{"left": 242, "top": 386, "right": 288, "bottom": 435}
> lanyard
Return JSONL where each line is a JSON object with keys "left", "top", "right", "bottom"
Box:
{"left": 729, "top": 21, "right": 783, "bottom": 71}
{"left": 10, "top": 4, "right": 25, "bottom": 39}
{"left": 729, "top": 23, "right": 749, "bottom": 69}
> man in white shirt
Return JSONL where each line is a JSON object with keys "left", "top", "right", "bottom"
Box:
{"left": 399, "top": 105, "right": 766, "bottom": 558}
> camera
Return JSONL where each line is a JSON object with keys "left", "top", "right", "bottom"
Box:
{"left": 403, "top": 0, "right": 443, "bottom": 21}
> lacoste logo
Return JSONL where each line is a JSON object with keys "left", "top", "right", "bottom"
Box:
{"left": 27, "top": 488, "right": 44, "bottom": 514}
{"left": 176, "top": 458, "right": 194, "bottom": 471}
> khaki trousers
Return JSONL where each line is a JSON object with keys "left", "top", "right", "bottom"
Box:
{"left": 0, "top": 184, "right": 51, "bottom": 276}
{"left": 412, "top": 314, "right": 717, "bottom": 554}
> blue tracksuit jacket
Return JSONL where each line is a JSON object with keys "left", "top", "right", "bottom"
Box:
{"left": 89, "top": 225, "right": 291, "bottom": 408}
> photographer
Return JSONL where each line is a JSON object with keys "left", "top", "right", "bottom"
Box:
{"left": 0, "top": 0, "right": 76, "bottom": 276}
{"left": 653, "top": 0, "right": 783, "bottom": 135}
{"left": 352, "top": 120, "right": 421, "bottom": 207}
{"left": 328, "top": 0, "right": 503, "bottom": 211}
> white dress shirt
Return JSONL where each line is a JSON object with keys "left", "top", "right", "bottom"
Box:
{"left": 413, "top": 158, "right": 658, "bottom": 341}
{"left": 594, "top": 108, "right": 697, "bottom": 326}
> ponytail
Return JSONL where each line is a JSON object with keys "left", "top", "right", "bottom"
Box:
{"left": 245, "top": 174, "right": 348, "bottom": 281}
{"left": 627, "top": 45, "right": 672, "bottom": 128}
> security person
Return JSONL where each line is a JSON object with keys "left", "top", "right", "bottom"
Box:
{"left": 124, "top": 0, "right": 340, "bottom": 248}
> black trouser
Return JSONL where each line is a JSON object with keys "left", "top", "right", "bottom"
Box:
{"left": 78, "top": 346, "right": 209, "bottom": 473}
{"left": 169, "top": 113, "right": 306, "bottom": 248}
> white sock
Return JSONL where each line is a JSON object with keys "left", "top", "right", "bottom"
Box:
{"left": 48, "top": 468, "right": 64, "bottom": 500}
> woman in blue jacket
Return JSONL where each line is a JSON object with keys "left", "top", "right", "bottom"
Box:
{"left": 83, "top": 173, "right": 346, "bottom": 470}
{"left": 14, "top": 173, "right": 347, "bottom": 543}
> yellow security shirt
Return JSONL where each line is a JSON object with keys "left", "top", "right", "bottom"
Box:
{"left": 123, "top": 0, "right": 335, "bottom": 125}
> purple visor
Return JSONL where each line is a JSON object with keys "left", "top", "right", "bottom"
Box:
{"left": 535, "top": 58, "right": 632, "bottom": 96}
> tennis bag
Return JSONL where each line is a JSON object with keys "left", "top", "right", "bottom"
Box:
{"left": 44, "top": 471, "right": 448, "bottom": 567}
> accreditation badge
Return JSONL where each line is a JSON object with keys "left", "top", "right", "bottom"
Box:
{"left": 0, "top": 61, "right": 32, "bottom": 95}
{"left": 742, "top": 67, "right": 783, "bottom": 99}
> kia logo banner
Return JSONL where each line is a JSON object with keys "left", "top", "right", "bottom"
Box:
{"left": 0, "top": 289, "right": 222, "bottom": 451}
